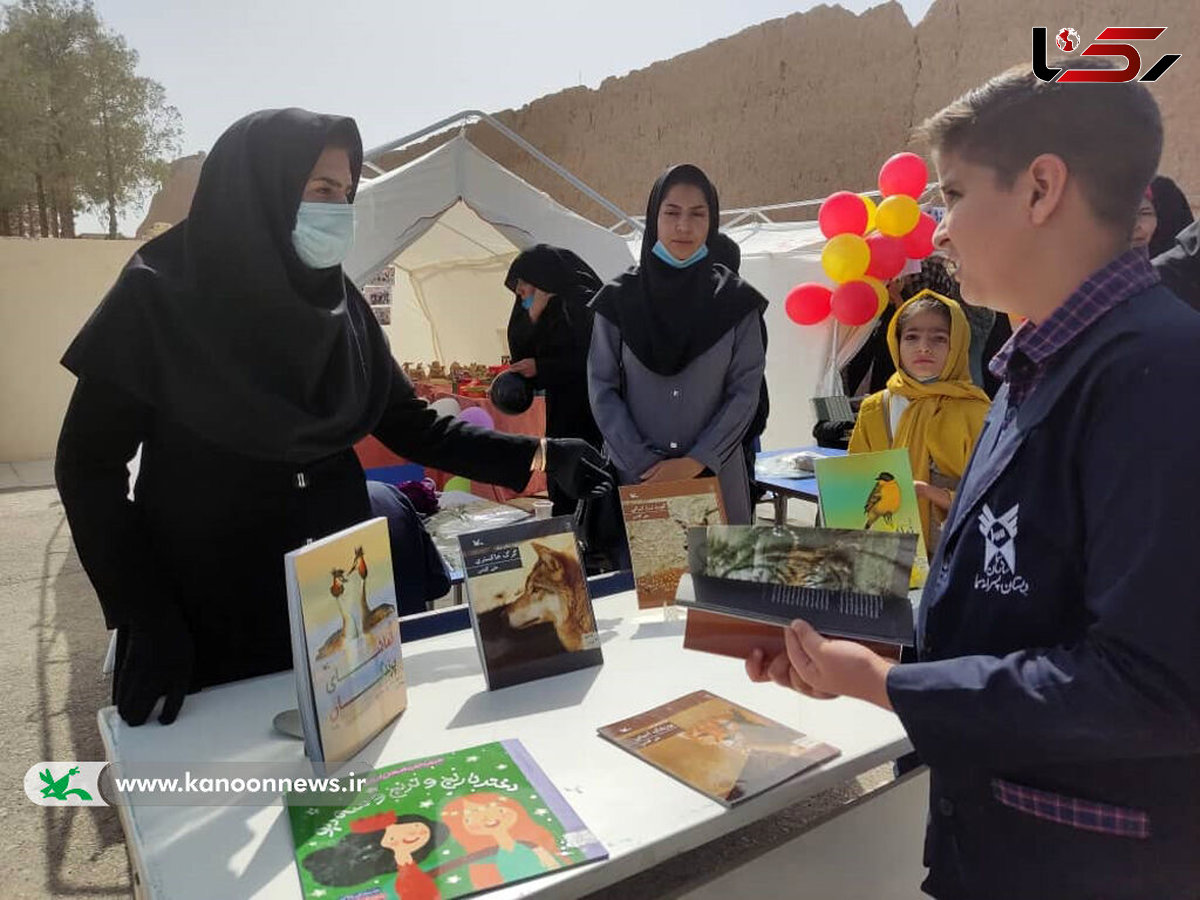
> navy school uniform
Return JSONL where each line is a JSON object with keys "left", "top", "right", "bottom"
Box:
{"left": 886, "top": 283, "right": 1200, "bottom": 899}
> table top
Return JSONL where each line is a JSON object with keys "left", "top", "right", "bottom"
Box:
{"left": 99, "top": 590, "right": 911, "bottom": 900}
{"left": 753, "top": 445, "right": 847, "bottom": 498}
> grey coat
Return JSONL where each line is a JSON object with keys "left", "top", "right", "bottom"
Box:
{"left": 588, "top": 309, "right": 766, "bottom": 524}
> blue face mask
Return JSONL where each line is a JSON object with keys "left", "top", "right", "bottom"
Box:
{"left": 652, "top": 239, "right": 709, "bottom": 269}
{"left": 520, "top": 292, "right": 535, "bottom": 310}
{"left": 292, "top": 201, "right": 356, "bottom": 269}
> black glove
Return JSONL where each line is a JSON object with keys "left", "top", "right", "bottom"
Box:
{"left": 114, "top": 604, "right": 195, "bottom": 726}
{"left": 545, "top": 438, "right": 614, "bottom": 500}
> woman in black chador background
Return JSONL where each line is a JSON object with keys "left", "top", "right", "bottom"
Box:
{"left": 504, "top": 244, "right": 604, "bottom": 516}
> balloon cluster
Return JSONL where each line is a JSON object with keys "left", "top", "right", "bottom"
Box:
{"left": 786, "top": 153, "right": 936, "bottom": 328}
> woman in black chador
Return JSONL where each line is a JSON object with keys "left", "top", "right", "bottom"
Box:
{"left": 55, "top": 108, "right": 610, "bottom": 726}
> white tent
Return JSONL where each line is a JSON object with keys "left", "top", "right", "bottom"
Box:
{"left": 347, "top": 128, "right": 848, "bottom": 454}
{"left": 344, "top": 136, "right": 635, "bottom": 367}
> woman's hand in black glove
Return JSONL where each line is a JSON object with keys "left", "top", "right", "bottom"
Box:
{"left": 545, "top": 439, "right": 614, "bottom": 499}
{"left": 114, "top": 605, "right": 195, "bottom": 726}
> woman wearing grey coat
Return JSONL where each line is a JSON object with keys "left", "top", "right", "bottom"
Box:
{"left": 588, "top": 164, "right": 768, "bottom": 524}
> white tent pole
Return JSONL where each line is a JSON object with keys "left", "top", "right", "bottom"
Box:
{"left": 362, "top": 110, "right": 644, "bottom": 234}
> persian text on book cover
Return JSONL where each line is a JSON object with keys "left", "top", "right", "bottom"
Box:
{"left": 286, "top": 739, "right": 607, "bottom": 900}
{"left": 293, "top": 518, "right": 406, "bottom": 763}
{"left": 619, "top": 478, "right": 726, "bottom": 609}
{"left": 598, "top": 690, "right": 839, "bottom": 806}
{"left": 814, "top": 448, "right": 929, "bottom": 587}
{"left": 460, "top": 519, "right": 601, "bottom": 688}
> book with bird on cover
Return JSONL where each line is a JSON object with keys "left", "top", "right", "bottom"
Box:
{"left": 676, "top": 524, "right": 917, "bottom": 646}
{"left": 618, "top": 478, "right": 727, "bottom": 609}
{"left": 813, "top": 448, "right": 929, "bottom": 588}
{"left": 284, "top": 517, "right": 407, "bottom": 773}
{"left": 458, "top": 517, "right": 602, "bottom": 691}
{"left": 285, "top": 739, "right": 607, "bottom": 899}
{"left": 598, "top": 690, "right": 840, "bottom": 807}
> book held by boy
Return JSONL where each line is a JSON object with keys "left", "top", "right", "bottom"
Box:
{"left": 284, "top": 517, "right": 407, "bottom": 773}
{"left": 677, "top": 524, "right": 917, "bottom": 646}
{"left": 458, "top": 516, "right": 602, "bottom": 690}
{"left": 813, "top": 448, "right": 930, "bottom": 588}
{"left": 618, "top": 477, "right": 727, "bottom": 609}
{"left": 598, "top": 690, "right": 839, "bottom": 806}
{"left": 285, "top": 739, "right": 608, "bottom": 899}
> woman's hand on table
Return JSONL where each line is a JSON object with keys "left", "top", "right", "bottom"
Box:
{"left": 746, "top": 620, "right": 895, "bottom": 710}
{"left": 545, "top": 438, "right": 613, "bottom": 499}
{"left": 640, "top": 457, "right": 705, "bottom": 483}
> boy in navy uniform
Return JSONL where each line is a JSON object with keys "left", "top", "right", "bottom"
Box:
{"left": 748, "top": 60, "right": 1200, "bottom": 899}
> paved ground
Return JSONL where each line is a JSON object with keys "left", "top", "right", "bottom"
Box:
{"left": 2, "top": 480, "right": 893, "bottom": 900}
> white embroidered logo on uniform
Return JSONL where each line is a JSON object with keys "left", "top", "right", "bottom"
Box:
{"left": 974, "top": 504, "right": 1029, "bottom": 595}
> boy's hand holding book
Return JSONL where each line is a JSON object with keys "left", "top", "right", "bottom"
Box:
{"left": 746, "top": 619, "right": 896, "bottom": 711}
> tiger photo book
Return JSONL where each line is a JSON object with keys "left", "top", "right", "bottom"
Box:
{"left": 678, "top": 524, "right": 917, "bottom": 647}
{"left": 284, "top": 517, "right": 407, "bottom": 773}
{"left": 598, "top": 690, "right": 840, "bottom": 807}
{"left": 458, "top": 517, "right": 602, "bottom": 690}
{"left": 618, "top": 478, "right": 726, "bottom": 609}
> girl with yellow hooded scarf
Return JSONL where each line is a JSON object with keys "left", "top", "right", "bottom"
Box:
{"left": 848, "top": 290, "right": 990, "bottom": 551}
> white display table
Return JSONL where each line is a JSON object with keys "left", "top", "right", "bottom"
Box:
{"left": 99, "top": 590, "right": 913, "bottom": 899}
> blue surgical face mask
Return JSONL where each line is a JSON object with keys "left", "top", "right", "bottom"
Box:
{"left": 520, "top": 292, "right": 535, "bottom": 310}
{"left": 292, "top": 201, "right": 356, "bottom": 269}
{"left": 652, "top": 239, "right": 709, "bottom": 269}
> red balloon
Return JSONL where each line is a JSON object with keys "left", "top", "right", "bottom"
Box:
{"left": 878, "top": 152, "right": 929, "bottom": 199}
{"left": 785, "top": 283, "right": 832, "bottom": 325}
{"left": 818, "top": 191, "right": 869, "bottom": 239}
{"left": 831, "top": 281, "right": 880, "bottom": 326}
{"left": 865, "top": 234, "right": 906, "bottom": 281}
{"left": 902, "top": 213, "right": 937, "bottom": 259}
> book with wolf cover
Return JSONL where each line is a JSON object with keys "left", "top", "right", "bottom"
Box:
{"left": 619, "top": 478, "right": 727, "bottom": 609}
{"left": 813, "top": 448, "right": 929, "bottom": 588}
{"left": 598, "top": 690, "right": 839, "bottom": 807}
{"left": 284, "top": 518, "right": 407, "bottom": 773}
{"left": 679, "top": 524, "right": 917, "bottom": 646}
{"left": 285, "top": 739, "right": 608, "bottom": 900}
{"left": 458, "top": 516, "right": 602, "bottom": 690}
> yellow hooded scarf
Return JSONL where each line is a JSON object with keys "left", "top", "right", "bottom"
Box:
{"left": 848, "top": 290, "right": 991, "bottom": 546}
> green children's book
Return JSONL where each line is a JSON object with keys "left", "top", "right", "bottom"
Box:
{"left": 286, "top": 740, "right": 607, "bottom": 899}
{"left": 814, "top": 449, "right": 930, "bottom": 588}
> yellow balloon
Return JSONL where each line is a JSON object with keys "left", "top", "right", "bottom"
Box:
{"left": 876, "top": 195, "right": 921, "bottom": 237}
{"left": 821, "top": 234, "right": 871, "bottom": 283}
{"left": 864, "top": 276, "right": 888, "bottom": 317}
{"left": 860, "top": 194, "right": 878, "bottom": 233}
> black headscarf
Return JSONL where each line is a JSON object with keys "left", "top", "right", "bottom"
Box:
{"left": 1148, "top": 175, "right": 1195, "bottom": 260}
{"left": 504, "top": 244, "right": 602, "bottom": 298}
{"left": 591, "top": 164, "right": 766, "bottom": 377}
{"left": 61, "top": 108, "right": 394, "bottom": 464}
{"left": 709, "top": 232, "right": 742, "bottom": 273}
{"left": 504, "top": 244, "right": 602, "bottom": 361}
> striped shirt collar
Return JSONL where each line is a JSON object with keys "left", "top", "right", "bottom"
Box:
{"left": 989, "top": 249, "right": 1160, "bottom": 391}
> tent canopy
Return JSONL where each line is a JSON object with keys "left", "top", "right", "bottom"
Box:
{"left": 344, "top": 136, "right": 635, "bottom": 367}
